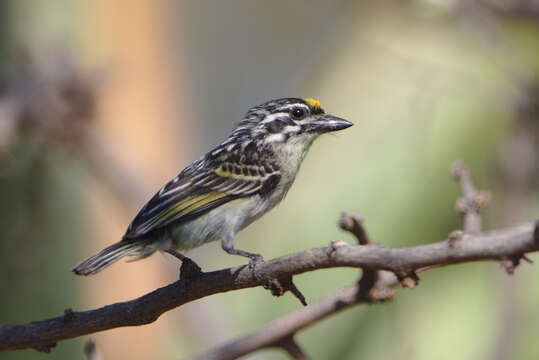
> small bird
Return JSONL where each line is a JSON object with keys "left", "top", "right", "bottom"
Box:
{"left": 73, "top": 98, "right": 352, "bottom": 275}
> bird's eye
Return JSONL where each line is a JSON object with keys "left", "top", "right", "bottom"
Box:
{"left": 291, "top": 107, "right": 306, "bottom": 120}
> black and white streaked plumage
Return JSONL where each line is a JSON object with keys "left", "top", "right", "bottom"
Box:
{"left": 73, "top": 98, "right": 353, "bottom": 275}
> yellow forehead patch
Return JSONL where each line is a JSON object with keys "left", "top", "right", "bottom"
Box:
{"left": 305, "top": 98, "right": 321, "bottom": 109}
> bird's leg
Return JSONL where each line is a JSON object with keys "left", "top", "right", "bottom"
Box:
{"left": 221, "top": 236, "right": 264, "bottom": 264}
{"left": 165, "top": 249, "right": 202, "bottom": 280}
{"left": 165, "top": 249, "right": 188, "bottom": 261}
{"left": 221, "top": 235, "right": 265, "bottom": 284}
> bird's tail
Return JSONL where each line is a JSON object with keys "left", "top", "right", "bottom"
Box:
{"left": 72, "top": 239, "right": 155, "bottom": 276}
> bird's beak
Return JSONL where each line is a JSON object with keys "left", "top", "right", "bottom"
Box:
{"left": 307, "top": 114, "right": 353, "bottom": 133}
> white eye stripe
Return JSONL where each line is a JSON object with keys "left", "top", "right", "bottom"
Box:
{"left": 277, "top": 103, "right": 309, "bottom": 111}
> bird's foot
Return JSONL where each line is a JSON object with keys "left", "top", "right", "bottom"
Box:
{"left": 248, "top": 253, "right": 264, "bottom": 282}
{"left": 179, "top": 257, "right": 203, "bottom": 281}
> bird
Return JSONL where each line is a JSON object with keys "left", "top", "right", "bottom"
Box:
{"left": 73, "top": 97, "right": 353, "bottom": 276}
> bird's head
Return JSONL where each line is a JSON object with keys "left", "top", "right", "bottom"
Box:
{"left": 231, "top": 98, "right": 353, "bottom": 147}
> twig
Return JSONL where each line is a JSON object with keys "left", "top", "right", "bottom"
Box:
{"left": 339, "top": 212, "right": 395, "bottom": 292}
{"left": 339, "top": 212, "right": 370, "bottom": 245}
{"left": 452, "top": 160, "right": 490, "bottom": 234}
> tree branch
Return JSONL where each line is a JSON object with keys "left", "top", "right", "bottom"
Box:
{"left": 1, "top": 221, "right": 537, "bottom": 352}
{"left": 189, "top": 163, "right": 536, "bottom": 359}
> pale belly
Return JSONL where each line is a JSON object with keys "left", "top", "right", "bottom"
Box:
{"left": 166, "top": 195, "right": 270, "bottom": 251}
{"left": 165, "top": 174, "right": 295, "bottom": 251}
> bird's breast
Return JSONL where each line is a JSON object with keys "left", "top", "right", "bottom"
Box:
{"left": 264, "top": 134, "right": 316, "bottom": 210}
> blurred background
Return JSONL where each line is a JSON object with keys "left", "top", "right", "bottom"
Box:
{"left": 1, "top": 0, "right": 539, "bottom": 359}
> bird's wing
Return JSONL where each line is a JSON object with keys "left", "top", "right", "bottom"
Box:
{"left": 123, "top": 159, "right": 280, "bottom": 238}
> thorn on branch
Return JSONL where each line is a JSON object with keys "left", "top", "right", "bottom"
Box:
{"left": 452, "top": 161, "right": 489, "bottom": 235}
{"left": 272, "top": 336, "right": 308, "bottom": 360}
{"left": 261, "top": 274, "right": 307, "bottom": 306}
{"left": 287, "top": 279, "right": 308, "bottom": 306}
{"left": 32, "top": 342, "right": 57, "bottom": 353}
{"left": 500, "top": 257, "right": 519, "bottom": 275}
{"left": 500, "top": 254, "right": 533, "bottom": 275}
